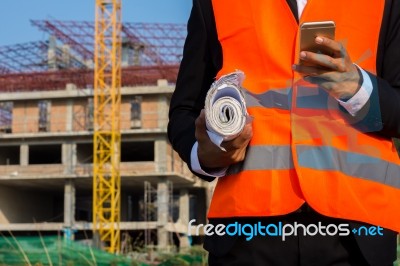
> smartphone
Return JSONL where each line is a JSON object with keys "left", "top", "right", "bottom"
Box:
{"left": 299, "top": 21, "right": 336, "bottom": 64}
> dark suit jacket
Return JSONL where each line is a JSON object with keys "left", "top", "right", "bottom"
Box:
{"left": 168, "top": 0, "right": 400, "bottom": 264}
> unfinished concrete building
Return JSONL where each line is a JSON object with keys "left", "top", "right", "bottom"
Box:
{"left": 0, "top": 19, "right": 210, "bottom": 250}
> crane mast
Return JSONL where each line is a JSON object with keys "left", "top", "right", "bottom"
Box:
{"left": 93, "top": 0, "right": 122, "bottom": 253}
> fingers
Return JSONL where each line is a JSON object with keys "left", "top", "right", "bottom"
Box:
{"left": 292, "top": 64, "right": 331, "bottom": 76}
{"left": 299, "top": 51, "right": 347, "bottom": 72}
{"left": 229, "top": 145, "right": 248, "bottom": 163}
{"left": 299, "top": 37, "right": 350, "bottom": 72}
{"left": 196, "top": 109, "right": 253, "bottom": 152}
{"left": 221, "top": 123, "right": 253, "bottom": 151}
{"left": 315, "top": 37, "right": 346, "bottom": 58}
{"left": 293, "top": 37, "right": 361, "bottom": 102}
{"left": 195, "top": 109, "right": 253, "bottom": 169}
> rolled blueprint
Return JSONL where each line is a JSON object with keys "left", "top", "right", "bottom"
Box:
{"left": 205, "top": 70, "right": 248, "bottom": 148}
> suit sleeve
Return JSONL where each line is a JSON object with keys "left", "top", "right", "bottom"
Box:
{"left": 167, "top": 0, "right": 221, "bottom": 181}
{"left": 375, "top": 0, "right": 400, "bottom": 138}
{"left": 350, "top": 0, "right": 400, "bottom": 139}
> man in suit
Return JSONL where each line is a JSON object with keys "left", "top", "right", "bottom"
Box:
{"left": 168, "top": 0, "right": 400, "bottom": 265}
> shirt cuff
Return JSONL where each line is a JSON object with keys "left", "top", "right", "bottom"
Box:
{"left": 190, "top": 141, "right": 227, "bottom": 177}
{"left": 337, "top": 65, "right": 373, "bottom": 116}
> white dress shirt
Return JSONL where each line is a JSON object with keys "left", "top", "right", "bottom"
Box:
{"left": 190, "top": 0, "right": 374, "bottom": 177}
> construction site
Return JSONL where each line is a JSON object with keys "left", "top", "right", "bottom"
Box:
{"left": 0, "top": 1, "right": 211, "bottom": 265}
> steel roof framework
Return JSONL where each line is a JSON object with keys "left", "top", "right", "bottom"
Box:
{"left": 0, "top": 19, "right": 186, "bottom": 92}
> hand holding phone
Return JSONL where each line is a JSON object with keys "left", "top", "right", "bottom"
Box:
{"left": 293, "top": 21, "right": 362, "bottom": 100}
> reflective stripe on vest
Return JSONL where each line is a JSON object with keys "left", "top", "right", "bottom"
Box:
{"left": 228, "top": 145, "right": 293, "bottom": 175}
{"left": 244, "top": 88, "right": 291, "bottom": 110}
{"left": 297, "top": 146, "right": 400, "bottom": 189}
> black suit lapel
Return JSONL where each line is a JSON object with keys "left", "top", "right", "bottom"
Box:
{"left": 286, "top": 0, "right": 299, "bottom": 22}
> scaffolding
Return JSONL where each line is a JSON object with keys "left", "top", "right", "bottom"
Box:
{"left": 144, "top": 181, "right": 173, "bottom": 248}
{"left": 144, "top": 181, "right": 156, "bottom": 247}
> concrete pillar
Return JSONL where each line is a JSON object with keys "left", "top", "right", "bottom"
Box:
{"left": 179, "top": 189, "right": 190, "bottom": 248}
{"left": 157, "top": 88, "right": 168, "bottom": 129}
{"left": 206, "top": 181, "right": 217, "bottom": 211}
{"left": 48, "top": 36, "right": 57, "bottom": 71}
{"left": 64, "top": 179, "right": 76, "bottom": 239}
{"left": 20, "top": 144, "right": 28, "bottom": 166}
{"left": 66, "top": 100, "right": 73, "bottom": 132}
{"left": 62, "top": 143, "right": 76, "bottom": 175}
{"left": 157, "top": 80, "right": 169, "bottom": 129}
{"left": 122, "top": 38, "right": 132, "bottom": 67}
{"left": 157, "top": 179, "right": 169, "bottom": 249}
{"left": 62, "top": 44, "right": 71, "bottom": 68}
{"left": 179, "top": 189, "right": 189, "bottom": 225}
{"left": 155, "top": 140, "right": 167, "bottom": 173}
{"left": 65, "top": 84, "right": 76, "bottom": 132}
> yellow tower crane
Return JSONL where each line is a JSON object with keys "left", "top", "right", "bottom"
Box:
{"left": 93, "top": 0, "right": 122, "bottom": 253}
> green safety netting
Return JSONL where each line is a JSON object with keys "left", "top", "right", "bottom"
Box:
{"left": 0, "top": 236, "right": 146, "bottom": 266}
{"left": 0, "top": 236, "right": 209, "bottom": 266}
{"left": 1, "top": 234, "right": 395, "bottom": 265}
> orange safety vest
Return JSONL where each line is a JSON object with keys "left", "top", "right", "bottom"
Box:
{"left": 208, "top": 0, "right": 400, "bottom": 232}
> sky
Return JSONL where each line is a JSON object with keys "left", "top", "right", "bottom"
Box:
{"left": 0, "top": 0, "right": 192, "bottom": 46}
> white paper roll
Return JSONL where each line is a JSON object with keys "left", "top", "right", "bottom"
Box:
{"left": 205, "top": 70, "right": 248, "bottom": 146}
